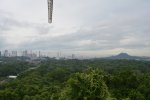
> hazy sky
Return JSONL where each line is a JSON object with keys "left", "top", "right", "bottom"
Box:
{"left": 0, "top": 0, "right": 150, "bottom": 57}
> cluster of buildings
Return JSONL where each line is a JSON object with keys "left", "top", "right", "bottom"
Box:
{"left": 0, "top": 50, "right": 86, "bottom": 60}
{"left": 22, "top": 50, "right": 38, "bottom": 58}
{"left": 0, "top": 50, "right": 40, "bottom": 58}
{"left": 0, "top": 50, "right": 17, "bottom": 57}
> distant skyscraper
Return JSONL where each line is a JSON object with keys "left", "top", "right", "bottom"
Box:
{"left": 57, "top": 52, "right": 59, "bottom": 58}
{"left": 72, "top": 54, "right": 75, "bottom": 59}
{"left": 4, "top": 50, "right": 9, "bottom": 57}
{"left": 56, "top": 52, "right": 61, "bottom": 59}
{"left": 0, "top": 51, "right": 1, "bottom": 57}
{"left": 22, "top": 50, "right": 28, "bottom": 57}
{"left": 39, "top": 51, "right": 41, "bottom": 58}
{"left": 12, "top": 51, "right": 17, "bottom": 57}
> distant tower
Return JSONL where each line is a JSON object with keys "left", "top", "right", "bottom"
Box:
{"left": 72, "top": 54, "right": 75, "bottom": 59}
{"left": 39, "top": 51, "right": 41, "bottom": 58}
{"left": 57, "top": 52, "right": 59, "bottom": 58}
{"left": 56, "top": 52, "right": 62, "bottom": 59}
{"left": 12, "top": 51, "right": 17, "bottom": 57}
{"left": 22, "top": 50, "right": 28, "bottom": 57}
{"left": 59, "top": 52, "right": 61, "bottom": 57}
{"left": 4, "top": 50, "right": 9, "bottom": 57}
{"left": 47, "top": 0, "right": 53, "bottom": 23}
{"left": 0, "top": 51, "right": 1, "bottom": 57}
{"left": 39, "top": 51, "right": 40, "bottom": 57}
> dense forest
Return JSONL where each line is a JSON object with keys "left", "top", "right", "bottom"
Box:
{"left": 0, "top": 58, "right": 150, "bottom": 100}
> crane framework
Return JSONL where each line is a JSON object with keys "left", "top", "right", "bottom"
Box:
{"left": 47, "top": 0, "right": 53, "bottom": 23}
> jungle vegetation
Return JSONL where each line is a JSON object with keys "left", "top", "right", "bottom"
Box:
{"left": 0, "top": 58, "right": 150, "bottom": 100}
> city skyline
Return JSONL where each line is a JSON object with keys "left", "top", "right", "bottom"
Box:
{"left": 0, "top": 49, "right": 150, "bottom": 59}
{"left": 0, "top": 49, "right": 87, "bottom": 60}
{"left": 0, "top": 0, "right": 150, "bottom": 56}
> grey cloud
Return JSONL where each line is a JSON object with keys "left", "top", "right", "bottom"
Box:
{"left": 0, "top": 0, "right": 150, "bottom": 56}
{"left": 0, "top": 10, "right": 53, "bottom": 35}
{"left": 19, "top": 19, "right": 150, "bottom": 51}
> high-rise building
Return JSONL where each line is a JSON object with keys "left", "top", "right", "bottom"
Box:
{"left": 4, "top": 50, "right": 9, "bottom": 57}
{"left": 0, "top": 51, "right": 1, "bottom": 57}
{"left": 22, "top": 50, "right": 28, "bottom": 57}
{"left": 39, "top": 51, "right": 41, "bottom": 58}
{"left": 56, "top": 52, "right": 61, "bottom": 59}
{"left": 31, "top": 53, "right": 37, "bottom": 58}
{"left": 12, "top": 51, "right": 17, "bottom": 57}
{"left": 72, "top": 54, "right": 75, "bottom": 59}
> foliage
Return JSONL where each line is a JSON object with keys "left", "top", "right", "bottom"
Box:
{"left": 0, "top": 59, "right": 149, "bottom": 100}
{"left": 60, "top": 68, "right": 110, "bottom": 100}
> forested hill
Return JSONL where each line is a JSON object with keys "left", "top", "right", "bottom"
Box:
{"left": 0, "top": 59, "right": 150, "bottom": 100}
{"left": 99, "top": 53, "right": 150, "bottom": 61}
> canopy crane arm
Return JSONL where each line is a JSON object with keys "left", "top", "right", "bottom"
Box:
{"left": 47, "top": 0, "right": 53, "bottom": 23}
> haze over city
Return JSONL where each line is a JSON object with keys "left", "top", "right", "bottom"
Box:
{"left": 0, "top": 0, "right": 150, "bottom": 57}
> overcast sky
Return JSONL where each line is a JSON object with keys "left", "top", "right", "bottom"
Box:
{"left": 0, "top": 0, "right": 150, "bottom": 57}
